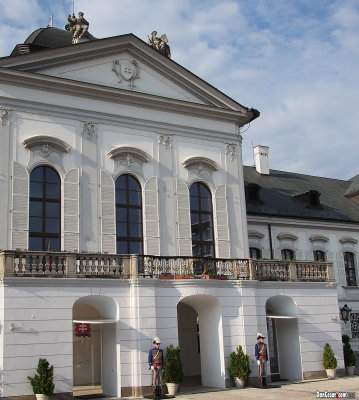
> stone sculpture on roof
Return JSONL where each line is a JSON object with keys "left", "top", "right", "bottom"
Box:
{"left": 65, "top": 12, "right": 90, "bottom": 43}
{"left": 147, "top": 31, "right": 171, "bottom": 58}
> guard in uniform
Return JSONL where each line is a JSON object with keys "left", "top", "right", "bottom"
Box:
{"left": 255, "top": 332, "right": 268, "bottom": 388}
{"left": 148, "top": 337, "right": 165, "bottom": 398}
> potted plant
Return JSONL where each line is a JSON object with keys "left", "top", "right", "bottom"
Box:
{"left": 323, "top": 343, "right": 337, "bottom": 379}
{"left": 228, "top": 345, "right": 251, "bottom": 388}
{"left": 163, "top": 344, "right": 183, "bottom": 395}
{"left": 342, "top": 335, "right": 357, "bottom": 376}
{"left": 27, "top": 358, "right": 55, "bottom": 400}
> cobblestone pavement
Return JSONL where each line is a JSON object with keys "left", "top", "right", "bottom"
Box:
{"left": 117, "top": 376, "right": 359, "bottom": 399}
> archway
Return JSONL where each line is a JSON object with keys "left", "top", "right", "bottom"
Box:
{"left": 73, "top": 296, "right": 119, "bottom": 397}
{"left": 265, "top": 296, "right": 302, "bottom": 381}
{"left": 177, "top": 295, "right": 225, "bottom": 388}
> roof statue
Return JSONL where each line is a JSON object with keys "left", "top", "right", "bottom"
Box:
{"left": 147, "top": 31, "right": 171, "bottom": 58}
{"left": 65, "top": 12, "right": 91, "bottom": 44}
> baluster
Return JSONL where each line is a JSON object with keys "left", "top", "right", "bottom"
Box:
{"left": 88, "top": 258, "right": 93, "bottom": 274}
{"left": 111, "top": 258, "right": 116, "bottom": 275}
{"left": 21, "top": 257, "right": 26, "bottom": 273}
{"left": 94, "top": 259, "right": 99, "bottom": 274}
{"left": 100, "top": 259, "right": 104, "bottom": 274}
{"left": 76, "top": 259, "right": 80, "bottom": 274}
{"left": 82, "top": 258, "right": 87, "bottom": 274}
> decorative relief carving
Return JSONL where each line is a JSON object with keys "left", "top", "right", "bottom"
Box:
{"left": 196, "top": 162, "right": 209, "bottom": 176}
{"left": 82, "top": 121, "right": 97, "bottom": 139}
{"left": 36, "top": 144, "right": 52, "bottom": 158}
{"left": 0, "top": 107, "right": 11, "bottom": 127}
{"left": 158, "top": 133, "right": 171, "bottom": 150}
{"left": 147, "top": 31, "right": 171, "bottom": 58}
{"left": 118, "top": 153, "right": 134, "bottom": 167}
{"left": 226, "top": 143, "right": 237, "bottom": 160}
{"left": 112, "top": 59, "right": 139, "bottom": 89}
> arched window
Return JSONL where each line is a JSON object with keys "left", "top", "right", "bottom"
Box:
{"left": 189, "top": 182, "right": 215, "bottom": 258}
{"left": 281, "top": 249, "right": 294, "bottom": 260}
{"left": 313, "top": 250, "right": 326, "bottom": 261}
{"left": 115, "top": 174, "right": 143, "bottom": 254}
{"left": 29, "top": 166, "right": 61, "bottom": 251}
{"left": 344, "top": 252, "right": 357, "bottom": 286}
{"left": 250, "top": 247, "right": 262, "bottom": 260}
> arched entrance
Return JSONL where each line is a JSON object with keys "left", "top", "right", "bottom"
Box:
{"left": 73, "top": 296, "right": 119, "bottom": 397}
{"left": 265, "top": 296, "right": 302, "bottom": 381}
{"left": 177, "top": 295, "right": 225, "bottom": 388}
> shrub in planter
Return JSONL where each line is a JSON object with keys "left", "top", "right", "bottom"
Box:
{"left": 228, "top": 345, "right": 251, "bottom": 388}
{"left": 163, "top": 345, "right": 183, "bottom": 395}
{"left": 27, "top": 358, "right": 55, "bottom": 398}
{"left": 342, "top": 335, "right": 356, "bottom": 372}
{"left": 323, "top": 343, "right": 337, "bottom": 379}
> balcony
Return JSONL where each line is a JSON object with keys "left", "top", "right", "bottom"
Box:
{"left": 0, "top": 251, "right": 334, "bottom": 282}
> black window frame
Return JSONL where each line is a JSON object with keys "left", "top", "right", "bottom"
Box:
{"left": 313, "top": 250, "right": 326, "bottom": 262}
{"left": 115, "top": 174, "right": 143, "bottom": 255}
{"left": 189, "top": 182, "right": 215, "bottom": 258}
{"left": 281, "top": 248, "right": 295, "bottom": 260}
{"left": 29, "top": 165, "right": 61, "bottom": 251}
{"left": 344, "top": 251, "right": 357, "bottom": 286}
{"left": 249, "top": 247, "right": 262, "bottom": 260}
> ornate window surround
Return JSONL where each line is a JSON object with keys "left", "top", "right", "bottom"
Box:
{"left": 107, "top": 146, "right": 151, "bottom": 163}
{"left": 182, "top": 156, "right": 219, "bottom": 171}
{"left": 309, "top": 235, "right": 329, "bottom": 243}
{"left": 22, "top": 135, "right": 71, "bottom": 153}
{"left": 277, "top": 232, "right": 298, "bottom": 241}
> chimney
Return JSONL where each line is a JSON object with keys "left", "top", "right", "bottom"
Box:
{"left": 254, "top": 145, "right": 269, "bottom": 175}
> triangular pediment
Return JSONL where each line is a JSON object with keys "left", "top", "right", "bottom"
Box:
{"left": 0, "top": 34, "right": 251, "bottom": 112}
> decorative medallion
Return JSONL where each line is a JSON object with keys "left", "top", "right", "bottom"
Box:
{"left": 82, "top": 121, "right": 97, "bottom": 139}
{"left": 39, "top": 144, "right": 51, "bottom": 158}
{"left": 112, "top": 59, "right": 139, "bottom": 89}
{"left": 0, "top": 107, "right": 11, "bottom": 127}
{"left": 118, "top": 153, "right": 134, "bottom": 167}
{"left": 196, "top": 162, "right": 208, "bottom": 176}
{"left": 226, "top": 143, "right": 237, "bottom": 160}
{"left": 158, "top": 133, "right": 171, "bottom": 150}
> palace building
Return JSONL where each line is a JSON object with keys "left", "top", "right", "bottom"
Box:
{"left": 0, "top": 17, "right": 355, "bottom": 398}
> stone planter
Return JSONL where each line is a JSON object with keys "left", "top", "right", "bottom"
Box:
{"left": 35, "top": 395, "right": 51, "bottom": 400}
{"left": 166, "top": 382, "right": 178, "bottom": 396}
{"left": 326, "top": 369, "right": 336, "bottom": 379}
{"left": 234, "top": 377, "right": 245, "bottom": 388}
{"left": 346, "top": 365, "right": 355, "bottom": 376}
{"left": 159, "top": 275, "right": 174, "bottom": 279}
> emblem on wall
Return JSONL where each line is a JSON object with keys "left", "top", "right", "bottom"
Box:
{"left": 75, "top": 322, "right": 91, "bottom": 337}
{"left": 0, "top": 107, "right": 11, "bottom": 127}
{"left": 112, "top": 59, "right": 139, "bottom": 89}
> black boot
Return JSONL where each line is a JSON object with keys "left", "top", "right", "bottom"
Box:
{"left": 259, "top": 377, "right": 263, "bottom": 388}
{"left": 262, "top": 377, "right": 267, "bottom": 387}
{"left": 152, "top": 386, "right": 156, "bottom": 399}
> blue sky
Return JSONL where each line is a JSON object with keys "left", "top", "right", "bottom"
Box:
{"left": 0, "top": 0, "right": 358, "bottom": 180}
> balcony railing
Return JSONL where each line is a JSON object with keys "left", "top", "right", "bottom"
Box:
{"left": 0, "top": 251, "right": 334, "bottom": 282}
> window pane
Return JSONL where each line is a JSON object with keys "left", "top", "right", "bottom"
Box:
{"left": 30, "top": 167, "right": 43, "bottom": 182}
{"left": 116, "top": 207, "right": 127, "bottom": 222}
{"left": 29, "top": 237, "right": 43, "bottom": 251}
{"left": 199, "top": 184, "right": 210, "bottom": 197}
{"left": 190, "top": 183, "right": 199, "bottom": 196}
{"left": 129, "top": 241, "right": 142, "bottom": 254}
{"left": 202, "top": 245, "right": 214, "bottom": 257}
{"left": 129, "top": 209, "right": 141, "bottom": 223}
{"left": 46, "top": 167, "right": 59, "bottom": 183}
{"left": 192, "top": 245, "right": 202, "bottom": 258}
{"left": 200, "top": 196, "right": 211, "bottom": 212}
{"left": 44, "top": 238, "right": 59, "bottom": 251}
{"left": 29, "top": 217, "right": 43, "bottom": 233}
{"left": 46, "top": 202, "right": 60, "bottom": 217}
{"left": 117, "top": 240, "right": 128, "bottom": 254}
{"left": 190, "top": 196, "right": 199, "bottom": 211}
{"left": 128, "top": 176, "right": 140, "bottom": 191}
{"left": 116, "top": 190, "right": 127, "bottom": 205}
{"left": 46, "top": 183, "right": 60, "bottom": 199}
{"left": 30, "top": 182, "right": 43, "bottom": 198}
{"left": 117, "top": 222, "right": 127, "bottom": 237}
{"left": 45, "top": 218, "right": 59, "bottom": 233}
{"left": 201, "top": 216, "right": 213, "bottom": 241}
{"left": 129, "top": 223, "right": 141, "bottom": 238}
{"left": 129, "top": 191, "right": 141, "bottom": 206}
{"left": 30, "top": 201, "right": 43, "bottom": 217}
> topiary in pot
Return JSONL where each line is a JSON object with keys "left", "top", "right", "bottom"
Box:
{"left": 228, "top": 345, "right": 251, "bottom": 388}
{"left": 323, "top": 343, "right": 337, "bottom": 379}
{"left": 163, "top": 345, "right": 183, "bottom": 395}
{"left": 27, "top": 358, "right": 55, "bottom": 399}
{"left": 342, "top": 335, "right": 356, "bottom": 375}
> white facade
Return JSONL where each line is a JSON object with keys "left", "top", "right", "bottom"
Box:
{"left": 0, "top": 32, "right": 345, "bottom": 398}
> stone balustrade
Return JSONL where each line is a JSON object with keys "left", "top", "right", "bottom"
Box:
{"left": 0, "top": 251, "right": 334, "bottom": 282}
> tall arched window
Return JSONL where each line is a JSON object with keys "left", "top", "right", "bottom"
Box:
{"left": 115, "top": 174, "right": 143, "bottom": 254}
{"left": 250, "top": 247, "right": 262, "bottom": 260}
{"left": 313, "top": 250, "right": 326, "bottom": 261}
{"left": 189, "top": 182, "right": 215, "bottom": 258}
{"left": 344, "top": 252, "right": 357, "bottom": 286}
{"left": 29, "top": 166, "right": 61, "bottom": 251}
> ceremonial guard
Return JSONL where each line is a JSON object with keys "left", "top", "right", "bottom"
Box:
{"left": 255, "top": 332, "right": 268, "bottom": 387}
{"left": 148, "top": 337, "right": 165, "bottom": 398}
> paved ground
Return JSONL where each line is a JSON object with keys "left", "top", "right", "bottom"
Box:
{"left": 117, "top": 376, "right": 359, "bottom": 399}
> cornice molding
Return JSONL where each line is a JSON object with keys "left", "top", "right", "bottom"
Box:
{"left": 248, "top": 230, "right": 265, "bottom": 239}
{"left": 0, "top": 68, "right": 252, "bottom": 125}
{"left": 182, "top": 156, "right": 219, "bottom": 171}
{"left": 108, "top": 146, "right": 151, "bottom": 163}
{"left": 339, "top": 237, "right": 358, "bottom": 245}
{"left": 22, "top": 135, "right": 71, "bottom": 153}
